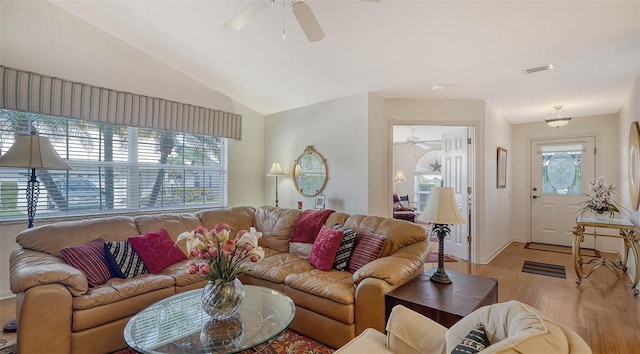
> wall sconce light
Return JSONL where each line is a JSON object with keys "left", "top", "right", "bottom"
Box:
{"left": 545, "top": 105, "right": 572, "bottom": 129}
{"left": 267, "top": 160, "right": 286, "bottom": 207}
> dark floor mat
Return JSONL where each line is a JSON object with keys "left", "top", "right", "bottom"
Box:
{"left": 522, "top": 260, "right": 566, "bottom": 279}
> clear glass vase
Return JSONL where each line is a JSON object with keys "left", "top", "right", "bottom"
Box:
{"left": 201, "top": 278, "right": 245, "bottom": 320}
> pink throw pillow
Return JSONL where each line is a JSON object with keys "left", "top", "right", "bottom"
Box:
{"left": 347, "top": 231, "right": 387, "bottom": 273}
{"left": 309, "top": 225, "right": 344, "bottom": 271}
{"left": 128, "top": 229, "right": 186, "bottom": 273}
{"left": 60, "top": 238, "right": 113, "bottom": 287}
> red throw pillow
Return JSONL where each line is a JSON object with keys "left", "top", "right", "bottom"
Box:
{"left": 347, "top": 231, "right": 387, "bottom": 273}
{"left": 309, "top": 225, "right": 344, "bottom": 271}
{"left": 60, "top": 238, "right": 113, "bottom": 287}
{"left": 128, "top": 229, "right": 186, "bottom": 273}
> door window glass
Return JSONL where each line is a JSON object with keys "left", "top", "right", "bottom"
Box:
{"left": 541, "top": 143, "right": 583, "bottom": 195}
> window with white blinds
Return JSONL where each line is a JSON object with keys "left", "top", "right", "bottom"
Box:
{"left": 0, "top": 109, "right": 227, "bottom": 222}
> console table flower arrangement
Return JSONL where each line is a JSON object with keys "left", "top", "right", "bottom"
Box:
{"left": 176, "top": 223, "right": 265, "bottom": 319}
{"left": 578, "top": 176, "right": 621, "bottom": 220}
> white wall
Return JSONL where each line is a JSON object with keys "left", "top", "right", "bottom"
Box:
{"left": 511, "top": 113, "right": 620, "bottom": 252}
{"left": 618, "top": 77, "right": 640, "bottom": 279}
{"left": 264, "top": 93, "right": 369, "bottom": 214}
{"left": 0, "top": 1, "right": 265, "bottom": 299}
{"left": 482, "top": 104, "right": 513, "bottom": 262}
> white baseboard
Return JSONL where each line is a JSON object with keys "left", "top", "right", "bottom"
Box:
{"left": 0, "top": 291, "right": 15, "bottom": 301}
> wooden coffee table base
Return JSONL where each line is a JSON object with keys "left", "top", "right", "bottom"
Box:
{"left": 385, "top": 268, "right": 498, "bottom": 328}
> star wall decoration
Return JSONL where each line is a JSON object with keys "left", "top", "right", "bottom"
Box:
{"left": 430, "top": 159, "right": 441, "bottom": 172}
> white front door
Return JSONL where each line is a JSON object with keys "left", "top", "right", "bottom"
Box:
{"left": 530, "top": 137, "right": 596, "bottom": 247}
{"left": 442, "top": 129, "right": 470, "bottom": 260}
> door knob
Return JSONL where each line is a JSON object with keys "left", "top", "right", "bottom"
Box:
{"left": 532, "top": 195, "right": 539, "bottom": 199}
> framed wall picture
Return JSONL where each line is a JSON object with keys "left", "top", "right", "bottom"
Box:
{"left": 314, "top": 195, "right": 326, "bottom": 209}
{"left": 497, "top": 147, "right": 507, "bottom": 189}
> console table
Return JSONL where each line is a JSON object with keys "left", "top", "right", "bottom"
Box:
{"left": 385, "top": 269, "right": 498, "bottom": 328}
{"left": 572, "top": 214, "right": 640, "bottom": 295}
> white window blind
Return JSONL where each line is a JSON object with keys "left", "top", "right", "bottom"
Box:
{"left": 0, "top": 110, "right": 227, "bottom": 221}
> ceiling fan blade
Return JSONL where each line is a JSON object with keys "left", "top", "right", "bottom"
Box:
{"left": 223, "top": 0, "right": 272, "bottom": 31}
{"left": 292, "top": 1, "right": 325, "bottom": 42}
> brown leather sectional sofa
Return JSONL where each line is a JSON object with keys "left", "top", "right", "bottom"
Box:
{"left": 9, "top": 205, "right": 429, "bottom": 353}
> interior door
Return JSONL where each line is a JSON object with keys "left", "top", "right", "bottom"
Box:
{"left": 530, "top": 137, "right": 595, "bottom": 247}
{"left": 441, "top": 129, "right": 469, "bottom": 260}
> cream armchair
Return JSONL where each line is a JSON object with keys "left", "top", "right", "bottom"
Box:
{"left": 335, "top": 300, "right": 591, "bottom": 354}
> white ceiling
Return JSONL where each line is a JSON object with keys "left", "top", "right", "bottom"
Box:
{"left": 50, "top": 0, "right": 640, "bottom": 125}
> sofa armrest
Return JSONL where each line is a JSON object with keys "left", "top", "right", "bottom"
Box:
{"left": 10, "top": 247, "right": 89, "bottom": 296}
{"left": 386, "top": 305, "right": 447, "bottom": 354}
{"left": 352, "top": 240, "right": 429, "bottom": 286}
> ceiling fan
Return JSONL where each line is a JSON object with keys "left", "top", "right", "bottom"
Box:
{"left": 223, "top": 0, "right": 380, "bottom": 42}
{"left": 405, "top": 129, "right": 440, "bottom": 150}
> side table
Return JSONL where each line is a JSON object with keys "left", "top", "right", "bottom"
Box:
{"left": 385, "top": 268, "right": 498, "bottom": 328}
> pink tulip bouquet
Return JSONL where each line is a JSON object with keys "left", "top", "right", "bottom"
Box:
{"left": 176, "top": 223, "right": 265, "bottom": 284}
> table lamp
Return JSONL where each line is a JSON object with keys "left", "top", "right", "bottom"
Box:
{"left": 416, "top": 187, "right": 466, "bottom": 284}
{"left": 267, "top": 160, "right": 286, "bottom": 207}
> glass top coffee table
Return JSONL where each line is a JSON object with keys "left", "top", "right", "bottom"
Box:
{"left": 124, "top": 285, "right": 296, "bottom": 353}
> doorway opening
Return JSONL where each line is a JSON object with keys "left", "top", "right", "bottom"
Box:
{"left": 392, "top": 124, "right": 475, "bottom": 262}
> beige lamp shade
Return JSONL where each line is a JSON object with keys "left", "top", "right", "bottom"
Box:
{"left": 267, "top": 161, "right": 286, "bottom": 176}
{"left": 294, "top": 163, "right": 304, "bottom": 176}
{"left": 0, "top": 135, "right": 71, "bottom": 170}
{"left": 416, "top": 187, "right": 466, "bottom": 225}
{"left": 393, "top": 170, "right": 407, "bottom": 184}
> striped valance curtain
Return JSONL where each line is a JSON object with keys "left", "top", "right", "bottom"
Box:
{"left": 0, "top": 66, "right": 242, "bottom": 139}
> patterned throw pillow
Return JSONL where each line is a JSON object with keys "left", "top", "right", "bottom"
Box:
{"left": 451, "top": 323, "right": 490, "bottom": 353}
{"left": 60, "top": 238, "right": 113, "bottom": 287}
{"left": 331, "top": 224, "right": 357, "bottom": 271}
{"left": 104, "top": 241, "right": 148, "bottom": 278}
{"left": 347, "top": 231, "right": 386, "bottom": 273}
{"left": 309, "top": 225, "right": 344, "bottom": 271}
{"left": 128, "top": 229, "right": 187, "bottom": 274}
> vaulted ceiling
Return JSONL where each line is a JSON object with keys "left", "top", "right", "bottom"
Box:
{"left": 51, "top": 0, "right": 640, "bottom": 124}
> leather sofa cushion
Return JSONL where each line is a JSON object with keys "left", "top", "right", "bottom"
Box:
{"left": 196, "top": 206, "right": 256, "bottom": 236}
{"left": 16, "top": 216, "right": 139, "bottom": 256}
{"left": 284, "top": 269, "right": 355, "bottom": 305}
{"left": 160, "top": 260, "right": 208, "bottom": 287}
{"left": 285, "top": 286, "right": 354, "bottom": 324}
{"left": 72, "top": 273, "right": 175, "bottom": 310}
{"left": 135, "top": 213, "right": 202, "bottom": 241}
{"left": 344, "top": 216, "right": 427, "bottom": 257}
{"left": 243, "top": 253, "right": 314, "bottom": 283}
{"left": 254, "top": 207, "right": 301, "bottom": 252}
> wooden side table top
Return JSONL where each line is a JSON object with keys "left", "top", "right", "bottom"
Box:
{"left": 386, "top": 269, "right": 498, "bottom": 319}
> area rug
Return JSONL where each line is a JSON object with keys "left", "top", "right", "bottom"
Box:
{"left": 106, "top": 328, "right": 333, "bottom": 354}
{"left": 524, "top": 242, "right": 600, "bottom": 257}
{"left": 0, "top": 340, "right": 15, "bottom": 354}
{"left": 425, "top": 252, "right": 457, "bottom": 263}
{"left": 521, "top": 260, "right": 566, "bottom": 279}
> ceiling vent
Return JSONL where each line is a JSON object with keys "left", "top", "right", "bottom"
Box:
{"left": 525, "top": 64, "right": 554, "bottom": 74}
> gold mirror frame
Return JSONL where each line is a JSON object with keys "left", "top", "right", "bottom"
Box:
{"left": 629, "top": 122, "right": 640, "bottom": 210}
{"left": 293, "top": 146, "right": 328, "bottom": 197}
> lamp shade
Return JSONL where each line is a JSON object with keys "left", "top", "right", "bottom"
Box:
{"left": 0, "top": 135, "right": 71, "bottom": 170}
{"left": 267, "top": 161, "right": 286, "bottom": 176}
{"left": 416, "top": 187, "right": 466, "bottom": 225}
{"left": 393, "top": 170, "right": 407, "bottom": 184}
{"left": 294, "top": 163, "right": 304, "bottom": 176}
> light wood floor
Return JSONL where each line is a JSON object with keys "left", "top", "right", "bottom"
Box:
{"left": 2, "top": 241, "right": 639, "bottom": 353}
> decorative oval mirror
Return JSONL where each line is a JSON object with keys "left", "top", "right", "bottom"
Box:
{"left": 293, "top": 146, "right": 328, "bottom": 197}
{"left": 629, "top": 122, "right": 640, "bottom": 210}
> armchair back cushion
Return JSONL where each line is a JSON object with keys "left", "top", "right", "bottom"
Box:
{"left": 446, "top": 301, "right": 569, "bottom": 353}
